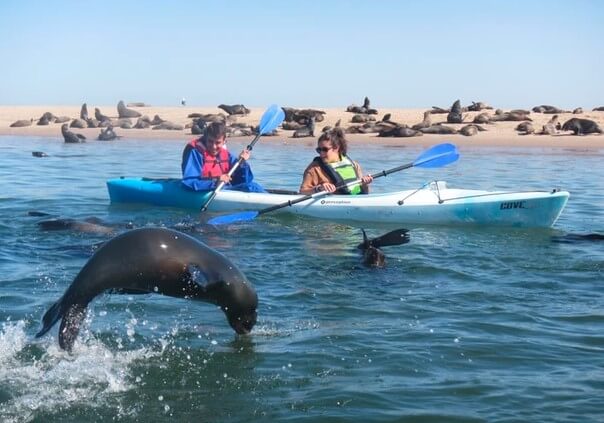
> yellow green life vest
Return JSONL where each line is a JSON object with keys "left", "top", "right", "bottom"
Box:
{"left": 314, "top": 155, "right": 363, "bottom": 195}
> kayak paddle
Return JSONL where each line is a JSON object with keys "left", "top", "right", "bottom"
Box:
{"left": 207, "top": 142, "right": 459, "bottom": 225}
{"left": 200, "top": 104, "right": 285, "bottom": 212}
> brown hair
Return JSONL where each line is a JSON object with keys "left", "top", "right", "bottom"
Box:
{"left": 318, "top": 127, "right": 348, "bottom": 156}
{"left": 203, "top": 121, "right": 227, "bottom": 145}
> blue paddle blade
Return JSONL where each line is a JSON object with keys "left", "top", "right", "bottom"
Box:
{"left": 413, "top": 142, "right": 459, "bottom": 168}
{"left": 208, "top": 210, "right": 259, "bottom": 225}
{"left": 258, "top": 104, "right": 285, "bottom": 135}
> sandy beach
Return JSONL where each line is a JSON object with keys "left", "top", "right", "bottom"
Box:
{"left": 1, "top": 104, "right": 603, "bottom": 150}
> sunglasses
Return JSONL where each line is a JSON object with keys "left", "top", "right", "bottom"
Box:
{"left": 315, "top": 146, "right": 332, "bottom": 153}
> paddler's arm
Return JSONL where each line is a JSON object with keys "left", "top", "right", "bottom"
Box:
{"left": 228, "top": 150, "right": 254, "bottom": 185}
{"left": 355, "top": 162, "right": 373, "bottom": 194}
{"left": 299, "top": 163, "right": 332, "bottom": 194}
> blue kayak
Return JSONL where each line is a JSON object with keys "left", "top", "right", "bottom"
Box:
{"left": 107, "top": 177, "right": 212, "bottom": 209}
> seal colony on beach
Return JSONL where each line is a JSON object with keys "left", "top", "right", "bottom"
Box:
{"left": 3, "top": 99, "right": 603, "bottom": 146}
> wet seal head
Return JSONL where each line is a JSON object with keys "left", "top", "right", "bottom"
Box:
{"left": 185, "top": 263, "right": 258, "bottom": 334}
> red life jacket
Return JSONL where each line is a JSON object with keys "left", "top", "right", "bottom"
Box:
{"left": 188, "top": 139, "right": 230, "bottom": 178}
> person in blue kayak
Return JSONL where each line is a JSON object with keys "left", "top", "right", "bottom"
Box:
{"left": 181, "top": 121, "right": 265, "bottom": 192}
{"left": 299, "top": 128, "right": 373, "bottom": 195}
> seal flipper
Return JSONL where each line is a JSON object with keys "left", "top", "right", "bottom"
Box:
{"left": 36, "top": 297, "right": 66, "bottom": 338}
{"left": 356, "top": 228, "right": 410, "bottom": 250}
{"left": 36, "top": 296, "right": 88, "bottom": 352}
{"left": 186, "top": 264, "right": 211, "bottom": 289}
{"left": 58, "top": 303, "right": 87, "bottom": 352}
{"left": 28, "top": 211, "right": 52, "bottom": 217}
{"left": 357, "top": 229, "right": 410, "bottom": 268}
{"left": 358, "top": 229, "right": 371, "bottom": 250}
{"left": 369, "top": 228, "right": 410, "bottom": 248}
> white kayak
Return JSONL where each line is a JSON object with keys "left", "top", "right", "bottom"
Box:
{"left": 107, "top": 177, "right": 569, "bottom": 228}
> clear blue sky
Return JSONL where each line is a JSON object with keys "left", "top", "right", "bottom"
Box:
{"left": 1, "top": 0, "right": 602, "bottom": 109}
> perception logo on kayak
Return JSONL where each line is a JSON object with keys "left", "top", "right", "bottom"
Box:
{"left": 500, "top": 201, "right": 526, "bottom": 210}
{"left": 321, "top": 199, "right": 351, "bottom": 205}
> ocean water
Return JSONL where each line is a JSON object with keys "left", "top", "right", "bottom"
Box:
{"left": 1, "top": 135, "right": 603, "bottom": 422}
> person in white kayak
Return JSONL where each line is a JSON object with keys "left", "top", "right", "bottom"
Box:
{"left": 299, "top": 128, "right": 373, "bottom": 195}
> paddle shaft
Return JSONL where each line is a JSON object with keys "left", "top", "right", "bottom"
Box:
{"left": 207, "top": 142, "right": 458, "bottom": 225}
{"left": 255, "top": 161, "right": 416, "bottom": 216}
{"left": 200, "top": 132, "right": 262, "bottom": 212}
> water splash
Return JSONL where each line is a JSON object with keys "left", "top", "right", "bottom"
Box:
{"left": 0, "top": 320, "right": 161, "bottom": 422}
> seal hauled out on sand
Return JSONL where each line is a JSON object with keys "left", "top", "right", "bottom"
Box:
{"left": 61, "top": 124, "right": 86, "bottom": 143}
{"left": 357, "top": 228, "right": 410, "bottom": 268}
{"left": 292, "top": 116, "right": 315, "bottom": 138}
{"left": 218, "top": 104, "right": 250, "bottom": 115}
{"left": 10, "top": 119, "right": 33, "bottom": 127}
{"left": 117, "top": 100, "right": 142, "bottom": 118}
{"left": 35, "top": 227, "right": 258, "bottom": 351}
{"left": 446, "top": 100, "right": 464, "bottom": 124}
{"left": 561, "top": 118, "right": 603, "bottom": 135}
{"left": 98, "top": 125, "right": 119, "bottom": 141}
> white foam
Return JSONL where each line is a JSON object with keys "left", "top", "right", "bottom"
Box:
{"left": 0, "top": 320, "right": 27, "bottom": 364}
{"left": 0, "top": 320, "right": 162, "bottom": 422}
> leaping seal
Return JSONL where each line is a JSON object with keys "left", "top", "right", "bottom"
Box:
{"left": 35, "top": 227, "right": 258, "bottom": 351}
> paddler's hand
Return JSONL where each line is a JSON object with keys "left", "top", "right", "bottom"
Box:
{"left": 316, "top": 183, "right": 336, "bottom": 193}
{"left": 239, "top": 150, "right": 250, "bottom": 161}
{"left": 361, "top": 174, "right": 373, "bottom": 185}
{"left": 218, "top": 174, "right": 232, "bottom": 183}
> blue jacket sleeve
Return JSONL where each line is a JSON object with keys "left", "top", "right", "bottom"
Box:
{"left": 181, "top": 149, "right": 217, "bottom": 191}
{"left": 229, "top": 154, "right": 254, "bottom": 185}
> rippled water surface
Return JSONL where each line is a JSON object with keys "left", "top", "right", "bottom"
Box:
{"left": 1, "top": 135, "right": 603, "bottom": 422}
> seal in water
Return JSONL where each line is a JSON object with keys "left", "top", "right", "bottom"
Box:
{"left": 37, "top": 217, "right": 119, "bottom": 235}
{"left": 35, "top": 227, "right": 258, "bottom": 351}
{"left": 357, "top": 228, "right": 410, "bottom": 268}
{"left": 551, "top": 233, "right": 604, "bottom": 243}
